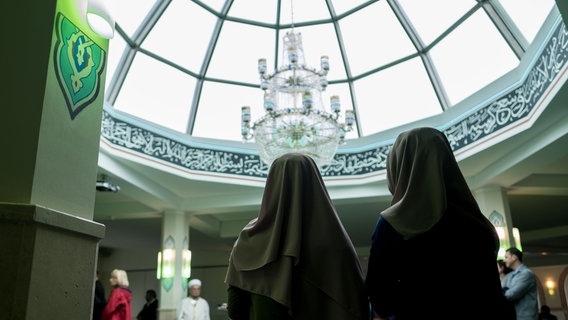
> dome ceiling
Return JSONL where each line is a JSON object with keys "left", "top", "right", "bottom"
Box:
{"left": 104, "top": 0, "right": 555, "bottom": 142}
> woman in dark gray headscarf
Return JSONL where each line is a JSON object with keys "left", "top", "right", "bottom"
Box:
{"left": 225, "top": 153, "right": 369, "bottom": 320}
{"left": 366, "top": 127, "right": 515, "bottom": 319}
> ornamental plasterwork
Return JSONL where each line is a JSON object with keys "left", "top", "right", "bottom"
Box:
{"left": 100, "top": 22, "right": 567, "bottom": 180}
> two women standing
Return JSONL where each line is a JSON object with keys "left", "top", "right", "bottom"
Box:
{"left": 225, "top": 127, "right": 514, "bottom": 320}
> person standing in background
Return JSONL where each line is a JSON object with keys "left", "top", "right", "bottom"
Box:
{"left": 498, "top": 259, "right": 512, "bottom": 287}
{"left": 177, "top": 279, "right": 211, "bottom": 320}
{"left": 137, "top": 289, "right": 158, "bottom": 320}
{"left": 538, "top": 305, "right": 558, "bottom": 320}
{"left": 365, "top": 127, "right": 515, "bottom": 319}
{"left": 225, "top": 153, "right": 369, "bottom": 320}
{"left": 101, "top": 269, "right": 132, "bottom": 320}
{"left": 93, "top": 270, "right": 106, "bottom": 320}
{"left": 503, "top": 247, "right": 539, "bottom": 320}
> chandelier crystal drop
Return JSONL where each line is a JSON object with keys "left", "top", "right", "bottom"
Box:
{"left": 241, "top": 31, "right": 355, "bottom": 167}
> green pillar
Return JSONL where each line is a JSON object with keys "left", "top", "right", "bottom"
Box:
{"left": 158, "top": 210, "right": 191, "bottom": 320}
{"left": 1, "top": 0, "right": 109, "bottom": 318}
{"left": 474, "top": 186, "right": 518, "bottom": 259}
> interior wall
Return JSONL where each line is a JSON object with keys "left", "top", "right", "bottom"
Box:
{"left": 533, "top": 265, "right": 568, "bottom": 319}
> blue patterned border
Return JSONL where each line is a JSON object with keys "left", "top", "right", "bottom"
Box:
{"left": 101, "top": 114, "right": 270, "bottom": 177}
{"left": 101, "top": 22, "right": 567, "bottom": 180}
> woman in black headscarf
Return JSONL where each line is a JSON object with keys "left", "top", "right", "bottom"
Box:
{"left": 225, "top": 153, "right": 369, "bottom": 320}
{"left": 365, "top": 127, "right": 515, "bottom": 319}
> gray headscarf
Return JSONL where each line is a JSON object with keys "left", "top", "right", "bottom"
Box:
{"left": 225, "top": 153, "right": 368, "bottom": 318}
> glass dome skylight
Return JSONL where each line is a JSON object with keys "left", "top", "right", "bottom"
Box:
{"left": 104, "top": 0, "right": 556, "bottom": 143}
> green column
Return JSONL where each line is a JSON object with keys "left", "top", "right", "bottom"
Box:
{"left": 1, "top": 0, "right": 109, "bottom": 318}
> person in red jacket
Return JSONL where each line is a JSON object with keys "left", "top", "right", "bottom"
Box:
{"left": 101, "top": 269, "right": 132, "bottom": 320}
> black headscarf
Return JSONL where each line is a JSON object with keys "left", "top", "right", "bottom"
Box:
{"left": 381, "top": 127, "right": 487, "bottom": 238}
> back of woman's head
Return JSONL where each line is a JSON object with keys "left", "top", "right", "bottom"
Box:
{"left": 112, "top": 269, "right": 129, "bottom": 287}
{"left": 382, "top": 127, "right": 484, "bottom": 238}
{"left": 261, "top": 153, "right": 328, "bottom": 214}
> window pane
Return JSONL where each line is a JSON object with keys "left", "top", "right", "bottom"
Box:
{"left": 398, "top": 0, "right": 476, "bottom": 45}
{"left": 110, "top": 0, "right": 157, "bottom": 38}
{"left": 114, "top": 53, "right": 195, "bottom": 133}
{"left": 198, "top": 0, "right": 225, "bottom": 12}
{"left": 142, "top": 0, "right": 217, "bottom": 73}
{"left": 429, "top": 10, "right": 519, "bottom": 105}
{"left": 193, "top": 81, "right": 262, "bottom": 141}
{"left": 229, "top": 0, "right": 278, "bottom": 24}
{"left": 207, "top": 21, "right": 275, "bottom": 84}
{"left": 279, "top": 0, "right": 330, "bottom": 25}
{"left": 355, "top": 58, "right": 441, "bottom": 136}
{"left": 339, "top": 1, "right": 416, "bottom": 77}
{"left": 331, "top": 0, "right": 370, "bottom": 16}
{"left": 498, "top": 0, "right": 555, "bottom": 44}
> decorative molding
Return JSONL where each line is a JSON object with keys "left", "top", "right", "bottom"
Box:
{"left": 101, "top": 113, "right": 270, "bottom": 177}
{"left": 100, "top": 22, "right": 567, "bottom": 180}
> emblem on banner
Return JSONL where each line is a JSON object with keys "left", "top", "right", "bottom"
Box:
{"left": 54, "top": 13, "right": 106, "bottom": 119}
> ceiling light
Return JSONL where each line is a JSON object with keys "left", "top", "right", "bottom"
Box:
{"left": 96, "top": 175, "right": 120, "bottom": 192}
{"left": 86, "top": 0, "right": 115, "bottom": 39}
{"left": 240, "top": 2, "right": 355, "bottom": 167}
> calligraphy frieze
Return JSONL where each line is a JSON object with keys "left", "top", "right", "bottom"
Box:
{"left": 101, "top": 22, "right": 567, "bottom": 180}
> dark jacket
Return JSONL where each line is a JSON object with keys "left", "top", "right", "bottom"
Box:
{"left": 93, "top": 280, "right": 106, "bottom": 320}
{"left": 366, "top": 213, "right": 516, "bottom": 320}
{"left": 227, "top": 286, "right": 290, "bottom": 320}
{"left": 137, "top": 299, "right": 158, "bottom": 320}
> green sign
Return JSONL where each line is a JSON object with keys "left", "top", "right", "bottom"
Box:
{"left": 54, "top": 13, "right": 106, "bottom": 119}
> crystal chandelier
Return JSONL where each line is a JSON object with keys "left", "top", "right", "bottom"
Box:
{"left": 240, "top": 30, "right": 355, "bottom": 167}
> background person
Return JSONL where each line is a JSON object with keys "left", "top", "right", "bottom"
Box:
{"left": 503, "top": 247, "right": 539, "bottom": 320}
{"left": 101, "top": 269, "right": 132, "bottom": 320}
{"left": 365, "top": 127, "right": 515, "bottom": 319}
{"left": 177, "top": 279, "right": 210, "bottom": 320}
{"left": 498, "top": 259, "right": 513, "bottom": 287}
{"left": 538, "top": 305, "right": 558, "bottom": 320}
{"left": 137, "top": 289, "right": 158, "bottom": 320}
{"left": 93, "top": 270, "right": 106, "bottom": 320}
{"left": 225, "top": 153, "right": 369, "bottom": 320}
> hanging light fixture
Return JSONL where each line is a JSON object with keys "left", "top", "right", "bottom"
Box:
{"left": 86, "top": 0, "right": 115, "bottom": 39}
{"left": 240, "top": 1, "right": 355, "bottom": 167}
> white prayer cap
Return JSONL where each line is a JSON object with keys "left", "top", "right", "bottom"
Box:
{"left": 188, "top": 279, "right": 202, "bottom": 288}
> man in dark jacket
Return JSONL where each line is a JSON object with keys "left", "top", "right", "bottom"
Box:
{"left": 137, "top": 289, "right": 158, "bottom": 320}
{"left": 93, "top": 271, "right": 106, "bottom": 320}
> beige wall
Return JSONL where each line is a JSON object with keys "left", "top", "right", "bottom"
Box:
{"left": 533, "top": 264, "right": 568, "bottom": 319}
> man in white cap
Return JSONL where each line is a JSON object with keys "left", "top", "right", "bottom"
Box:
{"left": 176, "top": 279, "right": 211, "bottom": 320}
